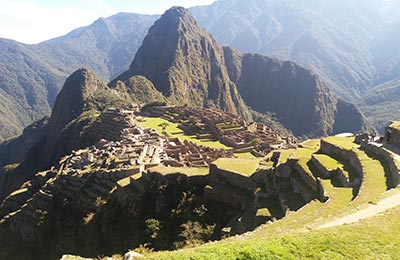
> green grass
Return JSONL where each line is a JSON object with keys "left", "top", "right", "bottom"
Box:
{"left": 322, "top": 136, "right": 387, "bottom": 204}
{"left": 234, "top": 152, "right": 257, "bottom": 159}
{"left": 312, "top": 154, "right": 343, "bottom": 170}
{"left": 212, "top": 158, "right": 261, "bottom": 176}
{"left": 289, "top": 139, "right": 320, "bottom": 178}
{"left": 137, "top": 117, "right": 229, "bottom": 149}
{"left": 143, "top": 203, "right": 400, "bottom": 259}
{"left": 147, "top": 166, "right": 209, "bottom": 176}
{"left": 263, "top": 149, "right": 294, "bottom": 166}
{"left": 301, "top": 139, "right": 320, "bottom": 149}
{"left": 323, "top": 136, "right": 356, "bottom": 150}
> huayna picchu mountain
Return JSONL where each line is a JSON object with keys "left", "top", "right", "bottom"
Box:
{"left": 113, "top": 7, "right": 251, "bottom": 119}
{"left": 112, "top": 7, "right": 368, "bottom": 138}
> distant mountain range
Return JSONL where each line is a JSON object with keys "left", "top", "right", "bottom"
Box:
{"left": 1, "top": 0, "right": 400, "bottom": 141}
{"left": 0, "top": 13, "right": 157, "bottom": 142}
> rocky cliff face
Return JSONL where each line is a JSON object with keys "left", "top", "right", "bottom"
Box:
{"left": 223, "top": 51, "right": 369, "bottom": 137}
{"left": 115, "top": 7, "right": 250, "bottom": 119}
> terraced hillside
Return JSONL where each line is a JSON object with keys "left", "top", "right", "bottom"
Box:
{"left": 2, "top": 123, "right": 400, "bottom": 260}
{"left": 141, "top": 135, "right": 400, "bottom": 259}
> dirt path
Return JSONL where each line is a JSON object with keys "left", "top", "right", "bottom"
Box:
{"left": 318, "top": 191, "right": 400, "bottom": 229}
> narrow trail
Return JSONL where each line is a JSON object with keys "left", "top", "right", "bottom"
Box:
{"left": 318, "top": 190, "right": 400, "bottom": 229}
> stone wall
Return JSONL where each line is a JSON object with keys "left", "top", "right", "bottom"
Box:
{"left": 311, "top": 155, "right": 350, "bottom": 187}
{"left": 362, "top": 143, "right": 400, "bottom": 188}
{"left": 320, "top": 139, "right": 363, "bottom": 188}
{"left": 209, "top": 164, "right": 256, "bottom": 192}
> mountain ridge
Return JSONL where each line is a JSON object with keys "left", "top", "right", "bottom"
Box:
{"left": 2, "top": 1, "right": 400, "bottom": 140}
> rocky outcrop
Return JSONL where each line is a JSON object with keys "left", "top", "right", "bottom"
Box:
{"left": 385, "top": 123, "right": 400, "bottom": 149}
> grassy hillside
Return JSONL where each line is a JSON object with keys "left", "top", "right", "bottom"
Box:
{"left": 145, "top": 203, "right": 400, "bottom": 259}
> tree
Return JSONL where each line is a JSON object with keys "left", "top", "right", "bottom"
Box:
{"left": 158, "top": 122, "right": 169, "bottom": 135}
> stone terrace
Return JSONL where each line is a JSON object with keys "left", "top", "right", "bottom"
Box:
{"left": 143, "top": 105, "right": 295, "bottom": 157}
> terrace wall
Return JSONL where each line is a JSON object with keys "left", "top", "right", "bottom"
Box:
{"left": 362, "top": 143, "right": 400, "bottom": 188}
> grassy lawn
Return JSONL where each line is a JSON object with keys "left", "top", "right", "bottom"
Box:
{"left": 147, "top": 166, "right": 209, "bottom": 176}
{"left": 234, "top": 152, "right": 257, "bottom": 159}
{"left": 137, "top": 117, "right": 229, "bottom": 149}
{"left": 301, "top": 139, "right": 320, "bottom": 149}
{"left": 322, "top": 136, "right": 356, "bottom": 150}
{"left": 263, "top": 149, "right": 294, "bottom": 166}
{"left": 212, "top": 158, "right": 261, "bottom": 176}
{"left": 312, "top": 154, "right": 343, "bottom": 170}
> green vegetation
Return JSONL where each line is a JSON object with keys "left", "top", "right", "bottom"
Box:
{"left": 322, "top": 136, "right": 387, "bottom": 204}
{"left": 290, "top": 139, "right": 320, "bottom": 178}
{"left": 312, "top": 154, "right": 342, "bottom": 170}
{"left": 212, "top": 158, "right": 260, "bottom": 176}
{"left": 148, "top": 166, "right": 209, "bottom": 176}
{"left": 359, "top": 77, "right": 400, "bottom": 132}
{"left": 145, "top": 204, "right": 400, "bottom": 259}
{"left": 116, "top": 75, "right": 166, "bottom": 105}
{"left": 140, "top": 133, "right": 399, "bottom": 259}
{"left": 234, "top": 152, "right": 256, "bottom": 159}
{"left": 137, "top": 117, "right": 229, "bottom": 149}
{"left": 323, "top": 136, "right": 357, "bottom": 150}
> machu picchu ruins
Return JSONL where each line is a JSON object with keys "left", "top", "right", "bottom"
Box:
{"left": 3, "top": 3, "right": 400, "bottom": 259}
{"left": 3, "top": 100, "right": 400, "bottom": 260}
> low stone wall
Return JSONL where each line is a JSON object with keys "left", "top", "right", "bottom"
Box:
{"left": 209, "top": 164, "right": 256, "bottom": 192}
{"left": 320, "top": 139, "right": 363, "bottom": 187}
{"left": 362, "top": 143, "right": 400, "bottom": 188}
{"left": 290, "top": 159, "right": 318, "bottom": 192}
{"left": 311, "top": 155, "right": 331, "bottom": 178}
{"left": 311, "top": 155, "right": 350, "bottom": 187}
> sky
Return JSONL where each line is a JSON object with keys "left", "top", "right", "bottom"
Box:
{"left": 0, "top": 0, "right": 215, "bottom": 44}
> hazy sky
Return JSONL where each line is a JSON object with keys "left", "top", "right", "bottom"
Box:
{"left": 0, "top": 0, "right": 215, "bottom": 44}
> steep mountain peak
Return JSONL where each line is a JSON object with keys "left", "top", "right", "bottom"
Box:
{"left": 114, "top": 6, "right": 250, "bottom": 118}
{"left": 161, "top": 6, "right": 200, "bottom": 29}
{"left": 47, "top": 68, "right": 103, "bottom": 139}
{"left": 164, "top": 6, "right": 192, "bottom": 19}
